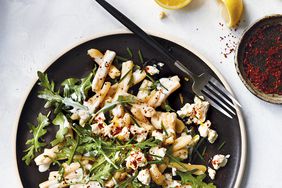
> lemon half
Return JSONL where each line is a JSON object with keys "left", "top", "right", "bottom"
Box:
{"left": 221, "top": 0, "right": 244, "bottom": 27}
{"left": 155, "top": 0, "right": 192, "bottom": 10}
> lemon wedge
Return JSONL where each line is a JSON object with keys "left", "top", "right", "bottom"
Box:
{"left": 220, "top": 0, "right": 244, "bottom": 27}
{"left": 155, "top": 0, "right": 192, "bottom": 10}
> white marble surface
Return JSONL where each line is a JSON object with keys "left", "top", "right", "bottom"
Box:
{"left": 0, "top": 0, "right": 281, "bottom": 187}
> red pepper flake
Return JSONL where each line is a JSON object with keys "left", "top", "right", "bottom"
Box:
{"left": 112, "top": 126, "right": 122, "bottom": 135}
{"left": 242, "top": 24, "right": 282, "bottom": 95}
{"left": 98, "top": 123, "right": 104, "bottom": 129}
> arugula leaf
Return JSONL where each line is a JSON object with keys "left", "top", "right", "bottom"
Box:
{"left": 51, "top": 113, "right": 70, "bottom": 146}
{"left": 62, "top": 98, "right": 88, "bottom": 111}
{"left": 90, "top": 162, "right": 114, "bottom": 183}
{"left": 37, "top": 72, "right": 90, "bottom": 113}
{"left": 61, "top": 78, "right": 80, "bottom": 98}
{"left": 37, "top": 71, "right": 55, "bottom": 91}
{"left": 22, "top": 113, "right": 50, "bottom": 165}
{"left": 61, "top": 72, "right": 93, "bottom": 102}
{"left": 177, "top": 171, "right": 216, "bottom": 188}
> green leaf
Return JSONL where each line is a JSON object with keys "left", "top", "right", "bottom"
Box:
{"left": 51, "top": 113, "right": 70, "bottom": 146}
{"left": 62, "top": 98, "right": 88, "bottom": 111}
{"left": 22, "top": 113, "right": 50, "bottom": 165}
{"left": 90, "top": 162, "right": 113, "bottom": 183}
{"left": 61, "top": 72, "right": 93, "bottom": 102}
{"left": 37, "top": 71, "right": 55, "bottom": 91}
{"left": 38, "top": 89, "right": 62, "bottom": 103}
{"left": 177, "top": 171, "right": 216, "bottom": 188}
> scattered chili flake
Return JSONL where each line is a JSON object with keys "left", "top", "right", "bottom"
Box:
{"left": 242, "top": 24, "right": 282, "bottom": 95}
{"left": 219, "top": 22, "right": 239, "bottom": 59}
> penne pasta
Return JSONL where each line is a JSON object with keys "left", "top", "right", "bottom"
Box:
{"left": 149, "top": 164, "right": 165, "bottom": 185}
{"left": 88, "top": 49, "right": 120, "bottom": 79}
{"left": 168, "top": 162, "right": 207, "bottom": 175}
{"left": 172, "top": 134, "right": 192, "bottom": 151}
{"left": 92, "top": 50, "right": 116, "bottom": 92}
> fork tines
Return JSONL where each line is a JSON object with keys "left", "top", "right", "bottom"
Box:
{"left": 202, "top": 78, "right": 241, "bottom": 119}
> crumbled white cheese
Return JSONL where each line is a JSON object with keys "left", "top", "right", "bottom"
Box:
{"left": 94, "top": 112, "right": 106, "bottom": 122}
{"left": 177, "top": 103, "right": 194, "bottom": 118}
{"left": 145, "top": 65, "right": 160, "bottom": 75}
{"left": 125, "top": 150, "right": 147, "bottom": 170}
{"left": 172, "top": 167, "right": 177, "bottom": 176}
{"left": 91, "top": 122, "right": 104, "bottom": 135}
{"left": 177, "top": 97, "right": 209, "bottom": 124}
{"left": 198, "top": 122, "right": 210, "bottom": 138}
{"left": 207, "top": 129, "right": 218, "bottom": 144}
{"left": 193, "top": 96, "right": 209, "bottom": 123}
{"left": 157, "top": 62, "right": 165, "bottom": 67}
{"left": 208, "top": 167, "right": 216, "bottom": 180}
{"left": 149, "top": 146, "right": 167, "bottom": 159}
{"left": 102, "top": 124, "right": 113, "bottom": 138}
{"left": 198, "top": 120, "right": 217, "bottom": 143}
{"left": 112, "top": 104, "right": 124, "bottom": 117}
{"left": 137, "top": 169, "right": 151, "bottom": 185}
{"left": 152, "top": 130, "right": 165, "bottom": 141}
{"left": 164, "top": 173, "right": 181, "bottom": 188}
{"left": 212, "top": 154, "right": 230, "bottom": 170}
{"left": 130, "top": 124, "right": 148, "bottom": 142}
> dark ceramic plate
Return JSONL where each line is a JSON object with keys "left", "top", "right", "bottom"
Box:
{"left": 235, "top": 14, "right": 282, "bottom": 104}
{"left": 16, "top": 33, "right": 246, "bottom": 188}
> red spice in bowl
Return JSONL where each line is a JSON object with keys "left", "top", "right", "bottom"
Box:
{"left": 236, "top": 15, "right": 282, "bottom": 103}
{"left": 242, "top": 24, "right": 282, "bottom": 95}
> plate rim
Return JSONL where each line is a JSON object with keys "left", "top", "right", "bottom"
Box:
{"left": 12, "top": 30, "right": 247, "bottom": 188}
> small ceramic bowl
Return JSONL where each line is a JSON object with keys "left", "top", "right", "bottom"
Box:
{"left": 235, "top": 14, "right": 282, "bottom": 104}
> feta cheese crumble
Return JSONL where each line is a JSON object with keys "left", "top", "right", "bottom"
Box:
{"left": 208, "top": 129, "right": 218, "bottom": 144}
{"left": 137, "top": 169, "right": 151, "bottom": 185}
{"left": 208, "top": 167, "right": 216, "bottom": 180}
{"left": 211, "top": 154, "right": 230, "bottom": 170}
{"left": 149, "top": 146, "right": 167, "bottom": 159}
{"left": 177, "top": 96, "right": 209, "bottom": 124}
{"left": 152, "top": 130, "right": 166, "bottom": 141}
{"left": 130, "top": 124, "right": 148, "bottom": 142}
{"left": 145, "top": 65, "right": 160, "bottom": 75}
{"left": 198, "top": 120, "right": 218, "bottom": 144}
{"left": 125, "top": 150, "right": 147, "bottom": 170}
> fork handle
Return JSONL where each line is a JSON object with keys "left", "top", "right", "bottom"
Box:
{"left": 95, "top": 0, "right": 198, "bottom": 80}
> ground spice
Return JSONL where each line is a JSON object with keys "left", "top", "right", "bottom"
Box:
{"left": 243, "top": 24, "right": 282, "bottom": 95}
{"left": 219, "top": 22, "right": 240, "bottom": 61}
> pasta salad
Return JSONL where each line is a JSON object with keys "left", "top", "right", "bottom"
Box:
{"left": 22, "top": 48, "right": 230, "bottom": 188}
